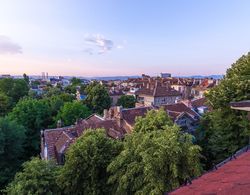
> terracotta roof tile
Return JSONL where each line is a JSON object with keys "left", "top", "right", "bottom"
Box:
{"left": 43, "top": 119, "right": 126, "bottom": 162}
{"left": 55, "top": 131, "right": 74, "bottom": 154}
{"left": 170, "top": 147, "right": 250, "bottom": 195}
{"left": 136, "top": 82, "right": 181, "bottom": 97}
{"left": 161, "top": 102, "right": 199, "bottom": 120}
{"left": 121, "top": 106, "right": 154, "bottom": 126}
{"left": 85, "top": 114, "right": 104, "bottom": 124}
{"left": 43, "top": 126, "right": 75, "bottom": 160}
{"left": 191, "top": 98, "right": 207, "bottom": 108}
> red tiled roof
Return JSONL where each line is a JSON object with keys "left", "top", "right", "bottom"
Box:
{"left": 191, "top": 97, "right": 207, "bottom": 108}
{"left": 55, "top": 131, "right": 75, "bottom": 154}
{"left": 167, "top": 110, "right": 182, "bottom": 120}
{"left": 43, "top": 118, "right": 125, "bottom": 162}
{"left": 85, "top": 114, "right": 104, "bottom": 124}
{"left": 161, "top": 102, "right": 199, "bottom": 120}
{"left": 121, "top": 106, "right": 154, "bottom": 126}
{"left": 43, "top": 126, "right": 75, "bottom": 160}
{"left": 76, "top": 119, "right": 126, "bottom": 138}
{"left": 136, "top": 82, "right": 181, "bottom": 97}
{"left": 170, "top": 148, "right": 250, "bottom": 195}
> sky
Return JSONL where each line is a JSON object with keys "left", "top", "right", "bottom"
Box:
{"left": 0, "top": 0, "right": 250, "bottom": 77}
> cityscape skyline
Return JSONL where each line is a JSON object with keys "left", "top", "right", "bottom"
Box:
{"left": 0, "top": 0, "right": 250, "bottom": 76}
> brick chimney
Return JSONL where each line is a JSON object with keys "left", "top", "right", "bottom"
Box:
{"left": 103, "top": 109, "right": 109, "bottom": 119}
{"left": 116, "top": 106, "right": 123, "bottom": 119}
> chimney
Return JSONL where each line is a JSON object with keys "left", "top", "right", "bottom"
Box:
{"left": 186, "top": 98, "right": 192, "bottom": 108}
{"left": 57, "top": 119, "right": 62, "bottom": 128}
{"left": 115, "top": 106, "right": 123, "bottom": 119}
{"left": 103, "top": 109, "right": 108, "bottom": 119}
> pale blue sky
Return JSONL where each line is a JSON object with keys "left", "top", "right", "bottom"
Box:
{"left": 0, "top": 0, "right": 249, "bottom": 76}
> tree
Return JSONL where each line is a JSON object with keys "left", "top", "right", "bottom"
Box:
{"left": 0, "top": 117, "right": 26, "bottom": 189}
{"left": 45, "top": 94, "right": 74, "bottom": 118}
{"left": 0, "top": 93, "right": 11, "bottom": 116}
{"left": 57, "top": 129, "right": 122, "bottom": 195}
{"left": 64, "top": 77, "right": 86, "bottom": 95}
{"left": 133, "top": 108, "right": 174, "bottom": 133}
{"left": 85, "top": 83, "right": 111, "bottom": 114}
{"left": 108, "top": 110, "right": 201, "bottom": 194}
{"left": 58, "top": 93, "right": 75, "bottom": 103}
{"left": 23, "top": 73, "right": 29, "bottom": 84}
{"left": 8, "top": 98, "right": 52, "bottom": 158}
{"left": 64, "top": 83, "right": 86, "bottom": 95}
{"left": 70, "top": 77, "right": 82, "bottom": 86}
{"left": 5, "top": 157, "right": 60, "bottom": 195}
{"left": 116, "top": 95, "right": 136, "bottom": 108}
{"left": 56, "top": 101, "right": 91, "bottom": 126}
{"left": 0, "top": 78, "right": 29, "bottom": 107}
{"left": 64, "top": 85, "right": 77, "bottom": 94}
{"left": 43, "top": 87, "right": 63, "bottom": 98}
{"left": 197, "top": 52, "right": 250, "bottom": 169}
{"left": 30, "top": 80, "right": 40, "bottom": 88}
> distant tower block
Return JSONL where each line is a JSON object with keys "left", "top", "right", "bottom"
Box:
{"left": 42, "top": 72, "right": 45, "bottom": 80}
{"left": 160, "top": 73, "right": 171, "bottom": 78}
{"left": 46, "top": 72, "right": 49, "bottom": 80}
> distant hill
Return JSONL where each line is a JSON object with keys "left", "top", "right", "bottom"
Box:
{"left": 86, "top": 75, "right": 224, "bottom": 81}
{"left": 85, "top": 76, "right": 141, "bottom": 81}
{"left": 12, "top": 74, "right": 224, "bottom": 81}
{"left": 178, "top": 75, "right": 224, "bottom": 79}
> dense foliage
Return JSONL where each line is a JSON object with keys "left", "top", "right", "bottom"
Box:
{"left": 8, "top": 98, "right": 52, "bottom": 158}
{"left": 116, "top": 95, "right": 136, "bottom": 108}
{"left": 85, "top": 82, "right": 111, "bottom": 114}
{"left": 198, "top": 52, "right": 250, "bottom": 169}
{"left": 0, "top": 117, "right": 26, "bottom": 189}
{"left": 0, "top": 93, "right": 11, "bottom": 116}
{"left": 133, "top": 108, "right": 174, "bottom": 133}
{"left": 0, "top": 78, "right": 29, "bottom": 113}
{"left": 64, "top": 77, "right": 86, "bottom": 94}
{"left": 56, "top": 101, "right": 91, "bottom": 126}
{"left": 58, "top": 129, "right": 123, "bottom": 195}
{"left": 108, "top": 110, "right": 201, "bottom": 194}
{"left": 3, "top": 105, "right": 202, "bottom": 194}
{"left": 5, "top": 157, "right": 60, "bottom": 195}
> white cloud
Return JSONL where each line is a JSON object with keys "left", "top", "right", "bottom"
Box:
{"left": 83, "top": 34, "right": 127, "bottom": 55}
{"left": 84, "top": 34, "right": 114, "bottom": 55}
{"left": 0, "top": 35, "right": 22, "bottom": 54}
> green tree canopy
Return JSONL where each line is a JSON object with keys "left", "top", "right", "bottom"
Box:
{"left": 57, "top": 129, "right": 123, "bottom": 195}
{"left": 0, "top": 92, "right": 11, "bottom": 116}
{"left": 0, "top": 117, "right": 26, "bottom": 189}
{"left": 44, "top": 94, "right": 74, "bottom": 119}
{"left": 0, "top": 78, "right": 29, "bottom": 107}
{"left": 198, "top": 52, "right": 250, "bottom": 169}
{"left": 43, "top": 87, "right": 63, "bottom": 98}
{"left": 8, "top": 98, "right": 52, "bottom": 158}
{"left": 85, "top": 82, "right": 111, "bottom": 114}
{"left": 116, "top": 95, "right": 136, "bottom": 108}
{"left": 108, "top": 114, "right": 201, "bottom": 194}
{"left": 133, "top": 108, "right": 174, "bottom": 133}
{"left": 23, "top": 73, "right": 29, "bottom": 84}
{"left": 5, "top": 157, "right": 60, "bottom": 195}
{"left": 56, "top": 101, "right": 91, "bottom": 126}
{"left": 70, "top": 77, "right": 82, "bottom": 86}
